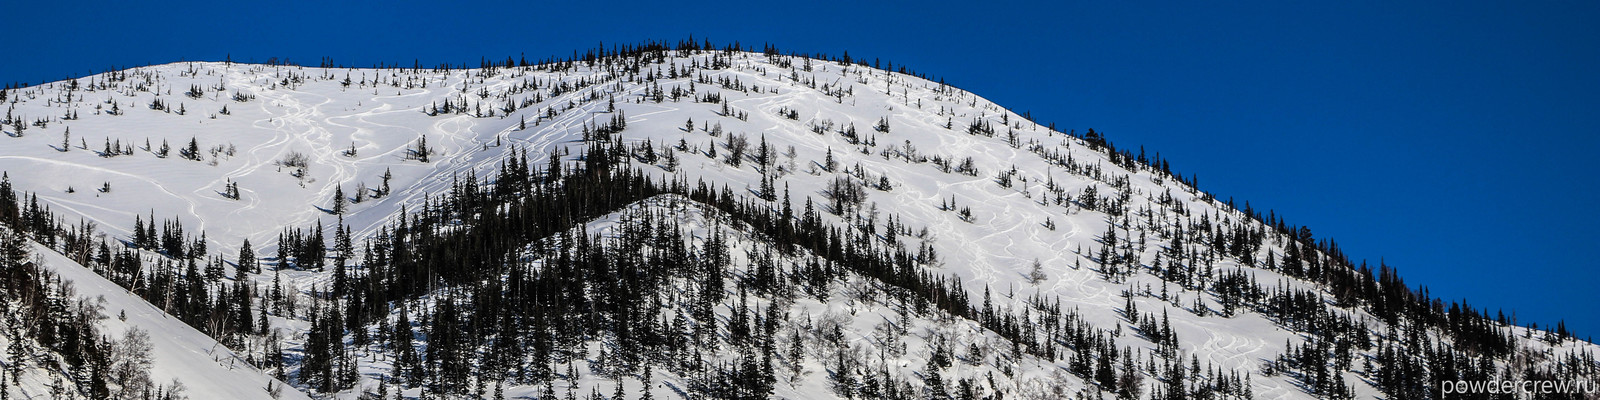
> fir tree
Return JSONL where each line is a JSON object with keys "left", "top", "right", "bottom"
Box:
{"left": 381, "top": 168, "right": 393, "bottom": 196}
{"left": 184, "top": 137, "right": 200, "bottom": 160}
{"left": 414, "top": 135, "right": 430, "bottom": 162}
{"left": 331, "top": 185, "right": 345, "bottom": 214}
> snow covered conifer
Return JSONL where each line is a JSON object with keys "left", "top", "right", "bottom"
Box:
{"left": 331, "top": 185, "right": 345, "bottom": 215}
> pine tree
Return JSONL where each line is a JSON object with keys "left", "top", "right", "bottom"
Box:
{"left": 394, "top": 308, "right": 422, "bottom": 386}
{"left": 205, "top": 253, "right": 224, "bottom": 283}
{"left": 662, "top": 148, "right": 678, "bottom": 171}
{"left": 271, "top": 268, "right": 284, "bottom": 315}
{"left": 759, "top": 173, "right": 776, "bottom": 201}
{"left": 924, "top": 359, "right": 948, "bottom": 399}
{"left": 639, "top": 365, "right": 655, "bottom": 400}
{"left": 333, "top": 218, "right": 352, "bottom": 296}
{"left": 1095, "top": 346, "right": 1118, "bottom": 392}
{"left": 133, "top": 215, "right": 148, "bottom": 248}
{"left": 414, "top": 135, "right": 430, "bottom": 162}
{"left": 331, "top": 186, "right": 345, "bottom": 214}
{"left": 309, "top": 222, "right": 326, "bottom": 270}
{"left": 1117, "top": 347, "right": 1142, "bottom": 400}
{"left": 756, "top": 136, "right": 772, "bottom": 169}
{"left": 381, "top": 168, "right": 393, "bottom": 196}
{"left": 184, "top": 137, "right": 200, "bottom": 160}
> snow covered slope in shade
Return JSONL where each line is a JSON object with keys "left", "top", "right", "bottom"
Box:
{"left": 30, "top": 241, "right": 313, "bottom": 400}
{"left": 348, "top": 194, "right": 1151, "bottom": 400}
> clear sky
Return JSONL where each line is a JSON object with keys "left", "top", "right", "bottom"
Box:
{"left": 5, "top": 0, "right": 1597, "bottom": 336}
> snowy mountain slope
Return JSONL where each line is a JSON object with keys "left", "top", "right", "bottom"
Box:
{"left": 21, "top": 240, "right": 313, "bottom": 400}
{"left": 349, "top": 194, "right": 1094, "bottom": 400}
{"left": 1, "top": 44, "right": 1596, "bottom": 399}
{"left": 0, "top": 230, "right": 308, "bottom": 398}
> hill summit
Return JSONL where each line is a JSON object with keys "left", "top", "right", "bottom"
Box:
{"left": 0, "top": 41, "right": 1594, "bottom": 399}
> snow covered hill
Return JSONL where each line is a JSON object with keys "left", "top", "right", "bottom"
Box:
{"left": 1, "top": 238, "right": 313, "bottom": 400}
{"left": 0, "top": 42, "right": 1595, "bottom": 399}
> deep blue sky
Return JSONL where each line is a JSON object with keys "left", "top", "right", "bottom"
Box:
{"left": 6, "top": 1, "right": 1597, "bottom": 336}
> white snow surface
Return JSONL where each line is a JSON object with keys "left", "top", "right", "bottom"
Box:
{"left": 28, "top": 241, "right": 312, "bottom": 400}
{"left": 0, "top": 51, "right": 1594, "bottom": 399}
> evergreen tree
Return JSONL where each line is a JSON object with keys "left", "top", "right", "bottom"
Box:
{"left": 393, "top": 307, "right": 423, "bottom": 386}
{"left": 414, "top": 135, "right": 430, "bottom": 162}
{"left": 381, "top": 168, "right": 393, "bottom": 196}
{"left": 184, "top": 137, "right": 200, "bottom": 160}
{"left": 331, "top": 186, "right": 345, "bottom": 215}
{"left": 333, "top": 218, "right": 352, "bottom": 296}
{"left": 924, "top": 359, "right": 948, "bottom": 399}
